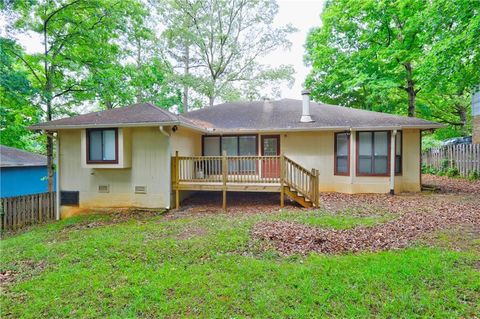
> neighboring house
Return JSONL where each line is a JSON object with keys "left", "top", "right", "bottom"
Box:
{"left": 31, "top": 91, "right": 442, "bottom": 218}
{"left": 0, "top": 145, "right": 53, "bottom": 198}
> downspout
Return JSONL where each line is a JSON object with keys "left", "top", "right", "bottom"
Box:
{"left": 159, "top": 126, "right": 171, "bottom": 137}
{"left": 55, "top": 132, "right": 60, "bottom": 220}
{"left": 390, "top": 130, "right": 397, "bottom": 195}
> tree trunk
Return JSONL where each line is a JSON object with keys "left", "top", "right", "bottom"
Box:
{"left": 208, "top": 95, "right": 214, "bottom": 107}
{"left": 456, "top": 103, "right": 468, "bottom": 135}
{"left": 404, "top": 62, "right": 416, "bottom": 117}
{"left": 46, "top": 97, "right": 54, "bottom": 193}
{"left": 182, "top": 45, "right": 190, "bottom": 113}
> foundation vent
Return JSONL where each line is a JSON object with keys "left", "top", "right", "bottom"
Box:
{"left": 134, "top": 185, "right": 147, "bottom": 194}
{"left": 98, "top": 185, "right": 110, "bottom": 193}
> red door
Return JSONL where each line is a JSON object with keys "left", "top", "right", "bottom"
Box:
{"left": 261, "top": 135, "right": 280, "bottom": 178}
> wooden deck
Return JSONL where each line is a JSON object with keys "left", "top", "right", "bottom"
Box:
{"left": 172, "top": 153, "right": 319, "bottom": 210}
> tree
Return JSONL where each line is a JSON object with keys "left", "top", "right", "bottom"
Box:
{"left": 0, "top": 38, "right": 42, "bottom": 151}
{"left": 305, "top": 0, "right": 480, "bottom": 134}
{"left": 3, "top": 0, "right": 149, "bottom": 192}
{"left": 158, "top": 0, "right": 296, "bottom": 110}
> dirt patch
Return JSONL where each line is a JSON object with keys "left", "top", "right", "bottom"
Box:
{"left": 165, "top": 192, "right": 303, "bottom": 219}
{"left": 422, "top": 174, "right": 480, "bottom": 194}
{"left": 175, "top": 226, "right": 208, "bottom": 240}
{"left": 61, "top": 209, "right": 166, "bottom": 231}
{"left": 422, "top": 224, "right": 480, "bottom": 252}
{"left": 1, "top": 260, "right": 47, "bottom": 288}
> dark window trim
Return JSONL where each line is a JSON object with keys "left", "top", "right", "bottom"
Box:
{"left": 260, "top": 135, "right": 281, "bottom": 156}
{"left": 201, "top": 134, "right": 259, "bottom": 156}
{"left": 334, "top": 131, "right": 350, "bottom": 176}
{"left": 86, "top": 128, "right": 119, "bottom": 164}
{"left": 356, "top": 131, "right": 391, "bottom": 177}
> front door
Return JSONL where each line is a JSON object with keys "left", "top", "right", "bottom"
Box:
{"left": 261, "top": 135, "right": 280, "bottom": 178}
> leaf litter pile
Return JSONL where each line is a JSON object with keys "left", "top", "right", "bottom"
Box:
{"left": 253, "top": 175, "right": 480, "bottom": 255}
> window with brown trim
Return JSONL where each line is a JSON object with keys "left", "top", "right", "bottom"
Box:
{"left": 202, "top": 135, "right": 258, "bottom": 156}
{"left": 86, "top": 128, "right": 118, "bottom": 164}
{"left": 357, "top": 131, "right": 390, "bottom": 176}
{"left": 334, "top": 132, "right": 350, "bottom": 175}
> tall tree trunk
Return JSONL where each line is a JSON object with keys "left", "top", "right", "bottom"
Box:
{"left": 46, "top": 95, "right": 54, "bottom": 193}
{"left": 208, "top": 95, "right": 214, "bottom": 107}
{"left": 404, "top": 62, "right": 416, "bottom": 117}
{"left": 135, "top": 37, "right": 143, "bottom": 103}
{"left": 182, "top": 45, "right": 190, "bottom": 113}
{"left": 456, "top": 103, "right": 468, "bottom": 135}
{"left": 44, "top": 25, "right": 54, "bottom": 194}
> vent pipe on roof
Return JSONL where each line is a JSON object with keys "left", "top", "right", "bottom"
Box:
{"left": 300, "top": 89, "right": 314, "bottom": 123}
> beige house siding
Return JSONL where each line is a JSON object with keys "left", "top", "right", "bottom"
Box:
{"left": 58, "top": 127, "right": 171, "bottom": 218}
{"left": 274, "top": 129, "right": 420, "bottom": 193}
{"left": 170, "top": 127, "right": 203, "bottom": 204}
{"left": 57, "top": 126, "right": 421, "bottom": 217}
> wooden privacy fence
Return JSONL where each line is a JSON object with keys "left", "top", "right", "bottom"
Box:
{"left": 422, "top": 144, "right": 480, "bottom": 176}
{"left": 1, "top": 192, "right": 56, "bottom": 231}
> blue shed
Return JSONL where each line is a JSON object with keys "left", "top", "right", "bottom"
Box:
{"left": 0, "top": 145, "right": 55, "bottom": 198}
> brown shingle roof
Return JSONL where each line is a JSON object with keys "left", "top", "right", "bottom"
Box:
{"left": 1, "top": 145, "right": 47, "bottom": 167}
{"left": 183, "top": 99, "right": 442, "bottom": 131}
{"left": 31, "top": 99, "right": 442, "bottom": 132}
{"left": 30, "top": 103, "right": 197, "bottom": 130}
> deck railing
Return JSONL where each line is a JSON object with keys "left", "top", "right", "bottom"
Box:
{"left": 283, "top": 156, "right": 319, "bottom": 206}
{"left": 172, "top": 152, "right": 319, "bottom": 208}
{"left": 174, "top": 155, "right": 281, "bottom": 184}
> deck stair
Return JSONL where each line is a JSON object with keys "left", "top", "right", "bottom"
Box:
{"left": 282, "top": 156, "right": 319, "bottom": 208}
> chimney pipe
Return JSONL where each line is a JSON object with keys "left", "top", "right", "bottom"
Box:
{"left": 300, "top": 89, "right": 314, "bottom": 123}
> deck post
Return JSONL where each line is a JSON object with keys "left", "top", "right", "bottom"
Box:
{"left": 175, "top": 151, "right": 180, "bottom": 209}
{"left": 315, "top": 169, "right": 320, "bottom": 207}
{"left": 280, "top": 153, "right": 285, "bottom": 207}
{"left": 222, "top": 150, "right": 227, "bottom": 211}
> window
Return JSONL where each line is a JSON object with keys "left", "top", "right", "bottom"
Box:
{"left": 202, "top": 135, "right": 258, "bottom": 156}
{"left": 357, "top": 131, "right": 389, "bottom": 176}
{"left": 202, "top": 135, "right": 258, "bottom": 173}
{"left": 87, "top": 128, "right": 118, "bottom": 163}
{"left": 395, "top": 131, "right": 402, "bottom": 174}
{"left": 334, "top": 132, "right": 350, "bottom": 175}
{"left": 356, "top": 131, "right": 403, "bottom": 176}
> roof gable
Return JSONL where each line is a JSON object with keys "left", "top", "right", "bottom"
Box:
{"left": 1, "top": 146, "right": 47, "bottom": 167}
{"left": 31, "top": 103, "right": 187, "bottom": 129}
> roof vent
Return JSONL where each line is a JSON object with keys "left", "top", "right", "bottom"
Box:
{"left": 300, "top": 90, "right": 314, "bottom": 123}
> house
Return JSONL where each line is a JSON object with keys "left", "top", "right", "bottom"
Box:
{"left": 31, "top": 91, "right": 442, "bottom": 218}
{"left": 0, "top": 145, "right": 54, "bottom": 198}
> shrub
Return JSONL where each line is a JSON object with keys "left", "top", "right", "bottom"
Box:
{"left": 422, "top": 164, "right": 438, "bottom": 175}
{"left": 468, "top": 170, "right": 480, "bottom": 181}
{"left": 446, "top": 167, "right": 459, "bottom": 178}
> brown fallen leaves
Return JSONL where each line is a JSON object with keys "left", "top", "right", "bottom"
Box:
{"left": 422, "top": 174, "right": 480, "bottom": 194}
{"left": 253, "top": 176, "right": 480, "bottom": 255}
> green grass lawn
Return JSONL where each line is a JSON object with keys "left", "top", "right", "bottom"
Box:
{"left": 1, "top": 210, "right": 479, "bottom": 318}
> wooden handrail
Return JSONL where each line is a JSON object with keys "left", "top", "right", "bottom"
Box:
{"left": 172, "top": 154, "right": 319, "bottom": 208}
{"left": 283, "top": 156, "right": 319, "bottom": 206}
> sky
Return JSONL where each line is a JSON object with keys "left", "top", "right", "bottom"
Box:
{"left": 1, "top": 0, "right": 326, "bottom": 101}
{"left": 267, "top": 0, "right": 326, "bottom": 98}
